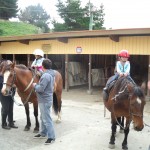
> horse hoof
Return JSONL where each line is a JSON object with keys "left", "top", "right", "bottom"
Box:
{"left": 56, "top": 119, "right": 61, "bottom": 124}
{"left": 109, "top": 144, "right": 115, "bottom": 149}
{"left": 33, "top": 127, "right": 39, "bottom": 133}
{"left": 120, "top": 129, "right": 124, "bottom": 133}
{"left": 24, "top": 127, "right": 30, "bottom": 131}
{"left": 122, "top": 145, "right": 128, "bottom": 150}
{"left": 33, "top": 130, "right": 39, "bottom": 133}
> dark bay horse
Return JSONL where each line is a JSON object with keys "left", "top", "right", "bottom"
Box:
{"left": 103, "top": 76, "right": 146, "bottom": 150}
{"left": 0, "top": 60, "right": 63, "bottom": 132}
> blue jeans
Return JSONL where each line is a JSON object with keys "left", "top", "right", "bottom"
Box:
{"left": 106, "top": 73, "right": 136, "bottom": 87}
{"left": 38, "top": 102, "right": 55, "bottom": 139}
{"left": 106, "top": 73, "right": 119, "bottom": 87}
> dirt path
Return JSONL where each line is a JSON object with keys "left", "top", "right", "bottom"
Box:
{"left": 0, "top": 87, "right": 150, "bottom": 150}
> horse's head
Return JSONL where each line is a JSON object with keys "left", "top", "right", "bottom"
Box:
{"left": 126, "top": 79, "right": 146, "bottom": 131}
{"left": 1, "top": 62, "right": 16, "bottom": 96}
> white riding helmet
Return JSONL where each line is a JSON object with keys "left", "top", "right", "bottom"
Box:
{"left": 33, "top": 49, "right": 44, "bottom": 57}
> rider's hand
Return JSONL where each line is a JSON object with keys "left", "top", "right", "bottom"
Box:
{"left": 124, "top": 73, "right": 128, "bottom": 77}
{"left": 119, "top": 73, "right": 124, "bottom": 77}
{"left": 33, "top": 83, "right": 37, "bottom": 87}
{"left": 33, "top": 65, "right": 37, "bottom": 68}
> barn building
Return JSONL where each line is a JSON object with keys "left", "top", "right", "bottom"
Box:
{"left": 0, "top": 28, "right": 150, "bottom": 97}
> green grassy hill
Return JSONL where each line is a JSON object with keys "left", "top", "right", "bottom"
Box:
{"left": 0, "top": 20, "right": 41, "bottom": 36}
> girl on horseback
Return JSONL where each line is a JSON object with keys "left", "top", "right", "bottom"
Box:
{"left": 31, "top": 49, "right": 45, "bottom": 73}
{"left": 103, "top": 49, "right": 135, "bottom": 91}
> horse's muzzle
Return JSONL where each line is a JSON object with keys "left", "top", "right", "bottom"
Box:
{"left": 134, "top": 125, "right": 144, "bottom": 131}
{"left": 1, "top": 89, "right": 10, "bottom": 96}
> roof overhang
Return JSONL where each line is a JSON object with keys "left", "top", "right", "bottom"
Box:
{"left": 0, "top": 28, "right": 150, "bottom": 44}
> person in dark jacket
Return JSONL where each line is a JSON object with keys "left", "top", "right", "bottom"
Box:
{"left": 0, "top": 74, "right": 18, "bottom": 130}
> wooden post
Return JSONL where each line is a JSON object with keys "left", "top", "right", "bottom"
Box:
{"left": 27, "top": 54, "right": 30, "bottom": 67}
{"left": 13, "top": 54, "right": 15, "bottom": 63}
{"left": 87, "top": 54, "right": 92, "bottom": 94}
{"left": 65, "top": 54, "right": 69, "bottom": 91}
{"left": 147, "top": 55, "right": 150, "bottom": 100}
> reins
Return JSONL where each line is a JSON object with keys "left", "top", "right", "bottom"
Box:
{"left": 111, "top": 79, "right": 144, "bottom": 130}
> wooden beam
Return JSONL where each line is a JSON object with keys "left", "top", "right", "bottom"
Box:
{"left": 109, "top": 35, "right": 119, "bottom": 42}
{"left": 57, "top": 37, "right": 68, "bottom": 43}
{"left": 65, "top": 54, "right": 69, "bottom": 91}
{"left": 87, "top": 54, "right": 93, "bottom": 94}
{"left": 19, "top": 40, "right": 30, "bottom": 45}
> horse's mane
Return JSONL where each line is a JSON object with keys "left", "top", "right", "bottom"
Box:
{"left": 113, "top": 76, "right": 145, "bottom": 101}
{"left": 114, "top": 77, "right": 128, "bottom": 92}
{"left": 16, "top": 64, "right": 28, "bottom": 70}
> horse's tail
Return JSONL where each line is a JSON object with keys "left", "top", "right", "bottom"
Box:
{"left": 53, "top": 92, "right": 59, "bottom": 115}
{"left": 133, "top": 86, "right": 145, "bottom": 99}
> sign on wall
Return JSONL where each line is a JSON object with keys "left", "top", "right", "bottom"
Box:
{"left": 76, "top": 46, "right": 82, "bottom": 54}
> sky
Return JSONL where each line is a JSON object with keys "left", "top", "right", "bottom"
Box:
{"left": 17, "top": 0, "right": 150, "bottom": 29}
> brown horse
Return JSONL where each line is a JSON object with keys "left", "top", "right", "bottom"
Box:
{"left": 103, "top": 76, "right": 146, "bottom": 150}
{"left": 0, "top": 60, "right": 63, "bottom": 132}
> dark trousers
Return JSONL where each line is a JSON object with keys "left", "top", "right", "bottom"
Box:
{"left": 0, "top": 93, "right": 14, "bottom": 126}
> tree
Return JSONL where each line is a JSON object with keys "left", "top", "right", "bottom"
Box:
{"left": 52, "top": 0, "right": 105, "bottom": 32}
{"left": 18, "top": 4, "right": 50, "bottom": 33}
{"left": 90, "top": 4, "right": 105, "bottom": 30}
{"left": 0, "top": 0, "right": 18, "bottom": 20}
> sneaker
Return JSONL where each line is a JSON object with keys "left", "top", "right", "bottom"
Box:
{"left": 44, "top": 138, "right": 55, "bottom": 145}
{"left": 34, "top": 134, "right": 46, "bottom": 139}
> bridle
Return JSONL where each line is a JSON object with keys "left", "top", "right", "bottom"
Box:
{"left": 3, "top": 68, "right": 36, "bottom": 106}
{"left": 111, "top": 80, "right": 144, "bottom": 129}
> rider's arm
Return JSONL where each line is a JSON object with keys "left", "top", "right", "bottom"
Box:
{"left": 31, "top": 59, "right": 36, "bottom": 67}
{"left": 116, "top": 61, "right": 123, "bottom": 76}
{"left": 124, "top": 61, "right": 130, "bottom": 76}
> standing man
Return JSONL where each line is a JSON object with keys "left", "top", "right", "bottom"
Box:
{"left": 33, "top": 59, "right": 55, "bottom": 145}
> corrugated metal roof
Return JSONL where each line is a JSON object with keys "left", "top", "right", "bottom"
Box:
{"left": 1, "top": 28, "right": 150, "bottom": 42}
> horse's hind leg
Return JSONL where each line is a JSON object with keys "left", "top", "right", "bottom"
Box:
{"left": 24, "top": 103, "right": 31, "bottom": 131}
{"left": 33, "top": 102, "right": 39, "bottom": 133}
{"left": 122, "top": 127, "right": 129, "bottom": 150}
{"left": 109, "top": 123, "right": 117, "bottom": 149}
{"left": 56, "top": 94, "right": 62, "bottom": 123}
{"left": 53, "top": 92, "right": 62, "bottom": 123}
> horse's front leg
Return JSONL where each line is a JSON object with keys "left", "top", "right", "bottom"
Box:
{"left": 33, "top": 101, "right": 39, "bottom": 133}
{"left": 122, "top": 126, "right": 129, "bottom": 150}
{"left": 109, "top": 122, "right": 117, "bottom": 149}
{"left": 24, "top": 103, "right": 31, "bottom": 131}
